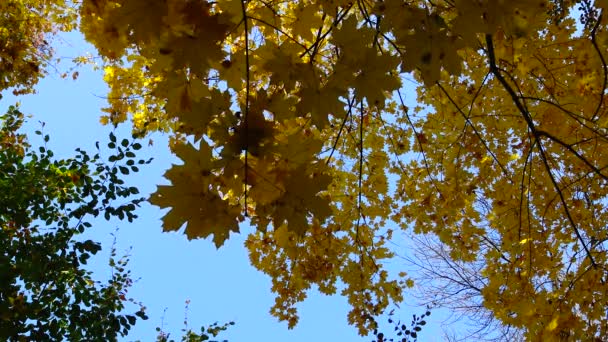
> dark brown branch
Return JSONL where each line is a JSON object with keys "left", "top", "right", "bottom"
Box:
{"left": 436, "top": 82, "right": 512, "bottom": 182}
{"left": 299, "top": 4, "right": 353, "bottom": 58}
{"left": 241, "top": 0, "right": 250, "bottom": 214}
{"left": 485, "top": 34, "right": 597, "bottom": 267}
{"left": 325, "top": 95, "right": 355, "bottom": 165}
{"left": 590, "top": 11, "right": 607, "bottom": 121}
{"left": 535, "top": 129, "right": 608, "bottom": 181}
{"left": 396, "top": 89, "right": 443, "bottom": 196}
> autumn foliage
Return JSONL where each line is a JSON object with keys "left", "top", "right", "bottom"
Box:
{"left": 5, "top": 0, "right": 608, "bottom": 339}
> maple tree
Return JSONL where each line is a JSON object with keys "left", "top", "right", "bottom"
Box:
{"left": 6, "top": 0, "right": 608, "bottom": 339}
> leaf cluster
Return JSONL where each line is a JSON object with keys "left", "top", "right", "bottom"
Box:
{"left": 0, "top": 105, "right": 148, "bottom": 340}
{"left": 371, "top": 307, "right": 430, "bottom": 342}
{"left": 156, "top": 320, "right": 234, "bottom": 342}
{"left": 0, "top": 0, "right": 76, "bottom": 95}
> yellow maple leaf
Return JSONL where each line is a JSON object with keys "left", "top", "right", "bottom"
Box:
{"left": 149, "top": 140, "right": 242, "bottom": 247}
{"left": 270, "top": 167, "right": 332, "bottom": 236}
{"left": 353, "top": 49, "right": 401, "bottom": 107}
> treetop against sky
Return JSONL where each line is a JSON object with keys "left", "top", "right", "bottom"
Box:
{"left": 4, "top": 0, "right": 608, "bottom": 340}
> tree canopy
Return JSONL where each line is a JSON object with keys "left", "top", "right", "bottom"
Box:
{"left": 5, "top": 0, "right": 608, "bottom": 339}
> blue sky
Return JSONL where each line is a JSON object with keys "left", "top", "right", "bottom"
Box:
{"left": 0, "top": 31, "right": 459, "bottom": 341}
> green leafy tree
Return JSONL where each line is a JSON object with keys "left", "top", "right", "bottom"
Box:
{"left": 0, "top": 105, "right": 150, "bottom": 340}
{"left": 0, "top": 105, "right": 233, "bottom": 341}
